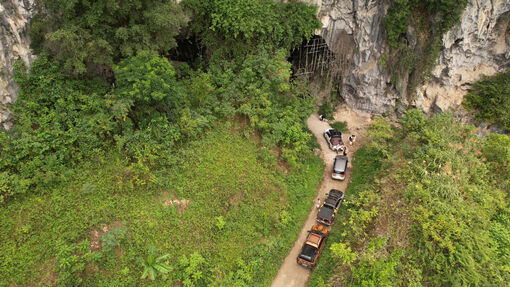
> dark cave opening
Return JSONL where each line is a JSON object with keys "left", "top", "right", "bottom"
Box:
{"left": 288, "top": 35, "right": 336, "bottom": 81}
{"left": 168, "top": 34, "right": 204, "bottom": 68}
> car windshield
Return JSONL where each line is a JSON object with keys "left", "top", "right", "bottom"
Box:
{"left": 299, "top": 245, "right": 318, "bottom": 262}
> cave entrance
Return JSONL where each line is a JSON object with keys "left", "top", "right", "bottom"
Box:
{"left": 289, "top": 35, "right": 336, "bottom": 83}
{"left": 168, "top": 34, "right": 204, "bottom": 68}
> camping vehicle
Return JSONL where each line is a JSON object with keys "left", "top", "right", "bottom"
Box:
{"left": 316, "top": 189, "right": 344, "bottom": 226}
{"left": 297, "top": 224, "right": 329, "bottom": 268}
{"left": 332, "top": 155, "right": 348, "bottom": 180}
{"left": 323, "top": 128, "right": 344, "bottom": 151}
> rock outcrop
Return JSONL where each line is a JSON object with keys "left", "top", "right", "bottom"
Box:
{"left": 416, "top": 0, "right": 510, "bottom": 113}
{"left": 314, "top": 0, "right": 395, "bottom": 114}
{"left": 309, "top": 0, "right": 510, "bottom": 115}
{"left": 0, "top": 0, "right": 34, "bottom": 129}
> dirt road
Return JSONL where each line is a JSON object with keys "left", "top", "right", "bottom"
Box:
{"left": 271, "top": 104, "right": 371, "bottom": 287}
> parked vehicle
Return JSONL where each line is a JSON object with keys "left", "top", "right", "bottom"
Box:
{"left": 316, "top": 189, "right": 344, "bottom": 226}
{"left": 332, "top": 155, "right": 348, "bottom": 180}
{"left": 297, "top": 224, "right": 329, "bottom": 268}
{"left": 323, "top": 128, "right": 344, "bottom": 151}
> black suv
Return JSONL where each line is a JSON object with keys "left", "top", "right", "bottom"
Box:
{"left": 316, "top": 189, "right": 344, "bottom": 226}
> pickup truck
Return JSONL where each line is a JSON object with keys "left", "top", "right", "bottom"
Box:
{"left": 297, "top": 224, "right": 329, "bottom": 268}
{"left": 316, "top": 189, "right": 344, "bottom": 226}
{"left": 323, "top": 128, "right": 344, "bottom": 152}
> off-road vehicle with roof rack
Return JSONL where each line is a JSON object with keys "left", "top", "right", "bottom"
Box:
{"left": 323, "top": 128, "right": 344, "bottom": 152}
{"left": 316, "top": 189, "right": 344, "bottom": 226}
{"left": 296, "top": 224, "right": 329, "bottom": 269}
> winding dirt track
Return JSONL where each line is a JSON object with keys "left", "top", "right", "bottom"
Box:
{"left": 271, "top": 105, "right": 371, "bottom": 287}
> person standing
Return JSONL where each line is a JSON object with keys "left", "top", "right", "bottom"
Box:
{"left": 349, "top": 135, "right": 356, "bottom": 145}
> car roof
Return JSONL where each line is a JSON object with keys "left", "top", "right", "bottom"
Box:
{"left": 317, "top": 205, "right": 334, "bottom": 220}
{"left": 324, "top": 197, "right": 339, "bottom": 206}
{"left": 326, "top": 190, "right": 343, "bottom": 201}
{"left": 299, "top": 244, "right": 318, "bottom": 262}
{"left": 307, "top": 233, "right": 322, "bottom": 247}
{"left": 334, "top": 156, "right": 348, "bottom": 171}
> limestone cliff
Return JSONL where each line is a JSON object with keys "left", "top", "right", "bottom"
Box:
{"left": 312, "top": 0, "right": 510, "bottom": 115}
{"left": 0, "top": 0, "right": 34, "bottom": 129}
{"left": 416, "top": 0, "right": 510, "bottom": 113}
{"left": 313, "top": 0, "right": 395, "bottom": 114}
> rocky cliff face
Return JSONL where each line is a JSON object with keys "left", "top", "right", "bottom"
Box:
{"left": 313, "top": 0, "right": 395, "bottom": 114}
{"left": 311, "top": 0, "right": 510, "bottom": 115}
{"left": 416, "top": 0, "right": 510, "bottom": 113}
{"left": 0, "top": 0, "right": 34, "bottom": 129}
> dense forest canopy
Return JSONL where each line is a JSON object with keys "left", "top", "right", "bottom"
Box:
{"left": 30, "top": 0, "right": 188, "bottom": 73}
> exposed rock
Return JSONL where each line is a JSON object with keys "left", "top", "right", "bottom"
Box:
{"left": 310, "top": 0, "right": 397, "bottom": 115}
{"left": 0, "top": 0, "right": 34, "bottom": 129}
{"left": 306, "top": 0, "right": 510, "bottom": 115}
{"left": 417, "top": 0, "right": 510, "bottom": 113}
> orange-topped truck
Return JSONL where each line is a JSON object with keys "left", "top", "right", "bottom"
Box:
{"left": 296, "top": 223, "right": 329, "bottom": 268}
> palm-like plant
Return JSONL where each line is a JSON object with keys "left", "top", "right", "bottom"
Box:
{"left": 140, "top": 246, "right": 172, "bottom": 281}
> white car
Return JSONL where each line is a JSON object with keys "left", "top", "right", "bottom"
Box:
{"left": 323, "top": 128, "right": 344, "bottom": 151}
{"left": 332, "top": 155, "right": 348, "bottom": 180}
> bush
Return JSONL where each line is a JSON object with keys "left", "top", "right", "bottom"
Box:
{"left": 330, "top": 121, "right": 349, "bottom": 133}
{"left": 0, "top": 55, "right": 112, "bottom": 200}
{"left": 463, "top": 70, "right": 510, "bottom": 131}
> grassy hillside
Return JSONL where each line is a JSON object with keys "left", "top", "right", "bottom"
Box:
{"left": 0, "top": 123, "right": 323, "bottom": 286}
{"left": 309, "top": 111, "right": 510, "bottom": 286}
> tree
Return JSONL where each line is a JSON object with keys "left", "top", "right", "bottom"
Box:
{"left": 182, "top": 0, "right": 321, "bottom": 62}
{"left": 463, "top": 70, "right": 510, "bottom": 131}
{"left": 110, "top": 51, "right": 184, "bottom": 127}
{"left": 31, "top": 0, "right": 188, "bottom": 73}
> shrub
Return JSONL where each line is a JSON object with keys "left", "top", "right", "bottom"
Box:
{"left": 463, "top": 70, "right": 510, "bottom": 131}
{"left": 330, "top": 121, "right": 349, "bottom": 133}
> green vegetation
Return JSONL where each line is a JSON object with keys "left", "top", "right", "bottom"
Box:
{"left": 1, "top": 0, "right": 326, "bottom": 285}
{"left": 30, "top": 0, "right": 188, "bottom": 73}
{"left": 308, "top": 142, "right": 388, "bottom": 287}
{"left": 0, "top": 123, "right": 323, "bottom": 285}
{"left": 329, "top": 121, "right": 349, "bottom": 134}
{"left": 463, "top": 70, "right": 510, "bottom": 131}
{"left": 383, "top": 0, "right": 468, "bottom": 99}
{"left": 310, "top": 110, "right": 510, "bottom": 286}
{"left": 4, "top": 0, "right": 509, "bottom": 285}
{"left": 140, "top": 247, "right": 172, "bottom": 281}
{"left": 182, "top": 0, "right": 321, "bottom": 63}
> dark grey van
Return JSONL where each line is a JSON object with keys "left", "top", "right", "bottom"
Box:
{"left": 332, "top": 155, "right": 348, "bottom": 180}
